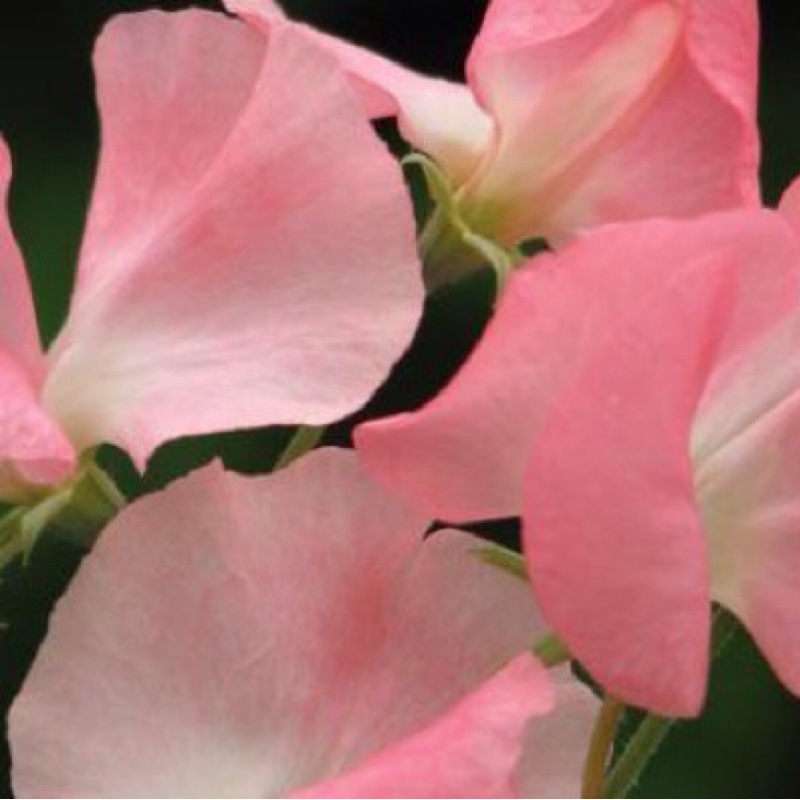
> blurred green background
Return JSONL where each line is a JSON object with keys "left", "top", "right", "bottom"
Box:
{"left": 0, "top": 1, "right": 799, "bottom": 796}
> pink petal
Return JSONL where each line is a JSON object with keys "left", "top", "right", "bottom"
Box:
{"left": 463, "top": 0, "right": 760, "bottom": 243}
{"left": 356, "top": 211, "right": 796, "bottom": 524}
{"left": 294, "top": 655, "right": 553, "bottom": 799}
{"left": 11, "top": 448, "right": 544, "bottom": 798}
{"left": 521, "top": 212, "right": 799, "bottom": 715}
{"left": 522, "top": 265, "right": 736, "bottom": 717}
{"left": 0, "top": 351, "right": 75, "bottom": 496}
{"left": 779, "top": 174, "right": 800, "bottom": 238}
{"left": 471, "top": 0, "right": 611, "bottom": 52}
{"left": 691, "top": 215, "right": 800, "bottom": 464}
{"left": 698, "top": 391, "right": 800, "bottom": 699}
{"left": 0, "top": 141, "right": 44, "bottom": 380}
{"left": 223, "top": 0, "right": 491, "bottom": 184}
{"left": 0, "top": 143, "right": 74, "bottom": 495}
{"left": 42, "top": 11, "right": 422, "bottom": 469}
{"left": 224, "top": 0, "right": 285, "bottom": 19}
{"left": 692, "top": 215, "right": 800, "bottom": 696}
{"left": 516, "top": 668, "right": 599, "bottom": 798}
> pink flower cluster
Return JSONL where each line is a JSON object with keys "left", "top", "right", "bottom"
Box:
{"left": 3, "top": 0, "right": 795, "bottom": 796}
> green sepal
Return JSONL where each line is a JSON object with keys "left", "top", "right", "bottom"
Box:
{"left": 0, "top": 458, "right": 125, "bottom": 572}
{"left": 473, "top": 543, "right": 528, "bottom": 580}
{"left": 405, "top": 153, "right": 522, "bottom": 295}
{"left": 274, "top": 425, "right": 325, "bottom": 470}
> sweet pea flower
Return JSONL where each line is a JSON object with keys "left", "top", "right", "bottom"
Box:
{"left": 0, "top": 9, "right": 422, "bottom": 501}
{"left": 226, "top": 0, "right": 759, "bottom": 281}
{"left": 355, "top": 207, "right": 800, "bottom": 716}
{"left": 10, "top": 448, "right": 596, "bottom": 798}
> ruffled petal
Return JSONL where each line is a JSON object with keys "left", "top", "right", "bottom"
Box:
{"left": 43, "top": 12, "right": 422, "bottom": 469}
{"left": 463, "top": 0, "right": 760, "bottom": 244}
{"left": 356, "top": 211, "right": 795, "bottom": 524}
{"left": 223, "top": 0, "right": 491, "bottom": 185}
{"left": 11, "top": 449, "right": 542, "bottom": 798}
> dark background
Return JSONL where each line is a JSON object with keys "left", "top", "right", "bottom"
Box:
{"left": 0, "top": 1, "right": 799, "bottom": 796}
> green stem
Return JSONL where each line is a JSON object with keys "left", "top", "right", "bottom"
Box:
{"left": 419, "top": 208, "right": 488, "bottom": 291}
{"left": 408, "top": 152, "right": 521, "bottom": 293}
{"left": 274, "top": 426, "right": 324, "bottom": 471}
{"left": 52, "top": 463, "right": 126, "bottom": 547}
{"left": 583, "top": 696, "right": 624, "bottom": 798}
{"left": 420, "top": 208, "right": 523, "bottom": 294}
{"left": 602, "top": 607, "right": 739, "bottom": 797}
{"left": 0, "top": 462, "right": 126, "bottom": 568}
{"left": 0, "top": 506, "right": 38, "bottom": 567}
{"left": 533, "top": 633, "right": 571, "bottom": 668}
{"left": 603, "top": 713, "right": 672, "bottom": 798}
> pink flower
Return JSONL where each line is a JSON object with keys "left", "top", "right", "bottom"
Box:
{"left": 9, "top": 449, "right": 596, "bottom": 798}
{"left": 0, "top": 10, "right": 422, "bottom": 500}
{"left": 355, "top": 206, "right": 800, "bottom": 716}
{"left": 226, "top": 0, "right": 759, "bottom": 247}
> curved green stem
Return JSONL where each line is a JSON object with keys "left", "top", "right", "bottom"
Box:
{"left": 602, "top": 608, "right": 739, "bottom": 797}
{"left": 583, "top": 696, "right": 624, "bottom": 798}
{"left": 603, "top": 713, "right": 672, "bottom": 798}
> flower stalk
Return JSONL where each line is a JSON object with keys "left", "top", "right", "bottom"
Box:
{"left": 583, "top": 695, "right": 624, "bottom": 798}
{"left": 0, "top": 460, "right": 126, "bottom": 569}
